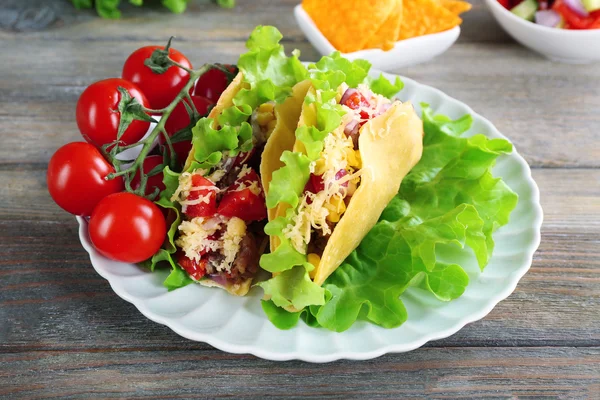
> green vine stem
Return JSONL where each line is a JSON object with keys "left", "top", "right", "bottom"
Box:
{"left": 103, "top": 61, "right": 216, "bottom": 200}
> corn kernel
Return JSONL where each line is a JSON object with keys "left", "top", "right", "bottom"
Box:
{"left": 327, "top": 211, "right": 340, "bottom": 223}
{"left": 346, "top": 149, "right": 361, "bottom": 168}
{"left": 313, "top": 159, "right": 326, "bottom": 175}
{"left": 259, "top": 103, "right": 275, "bottom": 113}
{"left": 328, "top": 195, "right": 346, "bottom": 213}
{"left": 256, "top": 112, "right": 275, "bottom": 126}
{"left": 307, "top": 253, "right": 321, "bottom": 279}
{"left": 307, "top": 253, "right": 320, "bottom": 268}
{"left": 267, "top": 119, "right": 278, "bottom": 134}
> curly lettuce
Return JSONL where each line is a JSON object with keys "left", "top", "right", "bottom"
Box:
{"left": 262, "top": 104, "right": 518, "bottom": 331}
{"left": 145, "top": 25, "right": 308, "bottom": 289}
{"left": 259, "top": 52, "right": 410, "bottom": 314}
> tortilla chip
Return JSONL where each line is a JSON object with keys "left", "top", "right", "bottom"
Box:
{"left": 439, "top": 0, "right": 472, "bottom": 15}
{"left": 363, "top": 0, "right": 403, "bottom": 51}
{"left": 398, "top": 0, "right": 462, "bottom": 40}
{"left": 303, "top": 0, "right": 396, "bottom": 53}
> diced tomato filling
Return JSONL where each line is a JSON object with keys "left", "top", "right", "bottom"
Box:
{"left": 304, "top": 170, "right": 349, "bottom": 198}
{"left": 217, "top": 168, "right": 266, "bottom": 222}
{"left": 341, "top": 90, "right": 370, "bottom": 110}
{"left": 185, "top": 175, "right": 218, "bottom": 218}
{"left": 177, "top": 252, "right": 207, "bottom": 281}
{"left": 231, "top": 149, "right": 255, "bottom": 169}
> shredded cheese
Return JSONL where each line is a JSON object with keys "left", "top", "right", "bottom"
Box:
{"left": 283, "top": 125, "right": 362, "bottom": 253}
{"left": 170, "top": 170, "right": 220, "bottom": 213}
{"left": 221, "top": 217, "right": 247, "bottom": 271}
{"left": 175, "top": 217, "right": 222, "bottom": 263}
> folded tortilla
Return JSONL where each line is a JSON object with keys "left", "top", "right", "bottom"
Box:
{"left": 268, "top": 85, "right": 424, "bottom": 287}
{"left": 178, "top": 74, "right": 310, "bottom": 296}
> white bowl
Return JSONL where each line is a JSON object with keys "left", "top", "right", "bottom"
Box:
{"left": 485, "top": 0, "right": 600, "bottom": 63}
{"left": 294, "top": 4, "right": 460, "bottom": 70}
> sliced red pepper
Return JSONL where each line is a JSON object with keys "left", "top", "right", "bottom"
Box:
{"left": 217, "top": 168, "right": 266, "bottom": 222}
{"left": 185, "top": 174, "right": 218, "bottom": 218}
{"left": 177, "top": 252, "right": 208, "bottom": 281}
{"left": 553, "top": 0, "right": 595, "bottom": 29}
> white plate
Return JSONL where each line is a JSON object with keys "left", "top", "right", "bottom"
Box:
{"left": 294, "top": 4, "right": 460, "bottom": 71}
{"left": 78, "top": 71, "right": 543, "bottom": 363}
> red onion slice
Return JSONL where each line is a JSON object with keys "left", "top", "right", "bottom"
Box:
{"left": 535, "top": 10, "right": 562, "bottom": 26}
{"left": 340, "top": 88, "right": 357, "bottom": 105}
{"left": 344, "top": 119, "right": 359, "bottom": 135}
{"left": 564, "top": 0, "right": 589, "bottom": 16}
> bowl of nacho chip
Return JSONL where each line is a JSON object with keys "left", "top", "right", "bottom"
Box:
{"left": 295, "top": 0, "right": 471, "bottom": 70}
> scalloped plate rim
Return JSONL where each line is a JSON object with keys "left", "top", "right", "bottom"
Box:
{"left": 77, "top": 72, "right": 543, "bottom": 363}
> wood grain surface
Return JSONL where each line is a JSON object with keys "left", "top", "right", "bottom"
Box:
{"left": 1, "top": 0, "right": 598, "bottom": 398}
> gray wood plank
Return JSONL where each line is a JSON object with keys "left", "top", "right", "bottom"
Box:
{"left": 1, "top": 2, "right": 599, "bottom": 168}
{"left": 0, "top": 168, "right": 598, "bottom": 352}
{"left": 0, "top": 347, "right": 598, "bottom": 398}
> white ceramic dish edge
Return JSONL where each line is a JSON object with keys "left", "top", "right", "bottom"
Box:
{"left": 485, "top": 0, "right": 600, "bottom": 63}
{"left": 77, "top": 73, "right": 543, "bottom": 363}
{"left": 294, "top": 4, "right": 460, "bottom": 70}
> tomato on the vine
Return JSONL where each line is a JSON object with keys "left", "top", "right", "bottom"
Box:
{"left": 47, "top": 142, "right": 124, "bottom": 216}
{"left": 131, "top": 155, "right": 166, "bottom": 196}
{"left": 122, "top": 45, "right": 193, "bottom": 110}
{"left": 161, "top": 95, "right": 213, "bottom": 164}
{"left": 89, "top": 192, "right": 166, "bottom": 263}
{"left": 76, "top": 78, "right": 150, "bottom": 148}
{"left": 193, "top": 65, "right": 236, "bottom": 103}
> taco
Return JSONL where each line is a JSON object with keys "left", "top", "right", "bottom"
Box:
{"left": 262, "top": 82, "right": 423, "bottom": 306}
{"left": 168, "top": 73, "right": 311, "bottom": 296}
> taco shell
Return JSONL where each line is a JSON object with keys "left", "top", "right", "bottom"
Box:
{"left": 270, "top": 92, "right": 424, "bottom": 286}
{"left": 178, "top": 73, "right": 309, "bottom": 296}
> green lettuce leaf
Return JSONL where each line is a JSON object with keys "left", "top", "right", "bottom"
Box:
{"left": 265, "top": 151, "right": 311, "bottom": 209}
{"left": 369, "top": 73, "right": 404, "bottom": 98}
{"left": 236, "top": 26, "right": 308, "bottom": 109}
{"left": 258, "top": 265, "right": 325, "bottom": 310}
{"left": 263, "top": 106, "right": 518, "bottom": 331}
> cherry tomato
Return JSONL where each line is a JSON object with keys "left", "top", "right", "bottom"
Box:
{"left": 160, "top": 95, "right": 213, "bottom": 164}
{"left": 177, "top": 252, "right": 207, "bottom": 281}
{"left": 131, "top": 155, "right": 166, "bottom": 196}
{"left": 76, "top": 78, "right": 150, "bottom": 149}
{"left": 193, "top": 65, "right": 237, "bottom": 103}
{"left": 89, "top": 192, "right": 166, "bottom": 263}
{"left": 122, "top": 45, "right": 193, "bottom": 110}
{"left": 184, "top": 175, "right": 218, "bottom": 218}
{"left": 217, "top": 169, "right": 266, "bottom": 222}
{"left": 47, "top": 142, "right": 124, "bottom": 216}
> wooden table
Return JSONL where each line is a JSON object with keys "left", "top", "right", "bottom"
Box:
{"left": 1, "top": 0, "right": 599, "bottom": 397}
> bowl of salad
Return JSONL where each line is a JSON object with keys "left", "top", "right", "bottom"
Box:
{"left": 485, "top": 0, "right": 600, "bottom": 63}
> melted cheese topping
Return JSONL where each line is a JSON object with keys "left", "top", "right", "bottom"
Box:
{"left": 175, "top": 217, "right": 222, "bottom": 263}
{"left": 284, "top": 127, "right": 362, "bottom": 254}
{"left": 175, "top": 216, "right": 247, "bottom": 273}
{"left": 221, "top": 217, "right": 247, "bottom": 271}
{"left": 170, "top": 170, "right": 220, "bottom": 213}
